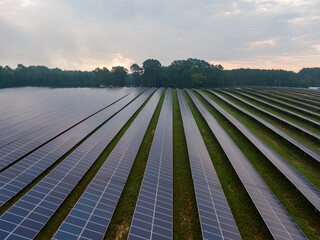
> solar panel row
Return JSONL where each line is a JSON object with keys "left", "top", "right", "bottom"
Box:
{"left": 0, "top": 89, "right": 145, "bottom": 207}
{"left": 0, "top": 88, "right": 156, "bottom": 240}
{"left": 210, "top": 91, "right": 320, "bottom": 163}
{"left": 0, "top": 88, "right": 76, "bottom": 123}
{"left": 249, "top": 88, "right": 320, "bottom": 112}
{"left": 267, "top": 89, "right": 320, "bottom": 106}
{"left": 196, "top": 90, "right": 320, "bottom": 212}
{"left": 0, "top": 88, "right": 125, "bottom": 132}
{"left": 277, "top": 90, "right": 320, "bottom": 103}
{"left": 220, "top": 90, "right": 320, "bottom": 141}
{"left": 0, "top": 88, "right": 131, "bottom": 148}
{"left": 0, "top": 90, "right": 132, "bottom": 171}
{"left": 276, "top": 87, "right": 320, "bottom": 98}
{"left": 127, "top": 88, "right": 173, "bottom": 240}
{"left": 0, "top": 103, "right": 79, "bottom": 147}
{"left": 177, "top": 89, "right": 241, "bottom": 240}
{"left": 241, "top": 89, "right": 320, "bottom": 120}
{"left": 187, "top": 89, "right": 307, "bottom": 240}
{"left": 235, "top": 91, "right": 320, "bottom": 129}
{"left": 53, "top": 88, "right": 164, "bottom": 240}
{"left": 0, "top": 103, "right": 98, "bottom": 149}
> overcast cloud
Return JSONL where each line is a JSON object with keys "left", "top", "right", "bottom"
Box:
{"left": 0, "top": 0, "right": 319, "bottom": 71}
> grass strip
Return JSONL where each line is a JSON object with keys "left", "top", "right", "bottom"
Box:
{"left": 227, "top": 90, "right": 320, "bottom": 135}
{"left": 173, "top": 89, "right": 202, "bottom": 240}
{"left": 104, "top": 90, "right": 166, "bottom": 240}
{"left": 205, "top": 90, "right": 320, "bottom": 188}
{"left": 35, "top": 91, "right": 154, "bottom": 240}
{"left": 243, "top": 90, "right": 320, "bottom": 122}
{"left": 0, "top": 91, "right": 141, "bottom": 217}
{"left": 196, "top": 90, "right": 320, "bottom": 240}
{"left": 184, "top": 90, "right": 272, "bottom": 239}
{"left": 215, "top": 90, "right": 320, "bottom": 153}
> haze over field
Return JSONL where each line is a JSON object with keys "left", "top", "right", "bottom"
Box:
{"left": 0, "top": 0, "right": 320, "bottom": 71}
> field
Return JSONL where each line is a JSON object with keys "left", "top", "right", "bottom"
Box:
{"left": 0, "top": 86, "right": 319, "bottom": 240}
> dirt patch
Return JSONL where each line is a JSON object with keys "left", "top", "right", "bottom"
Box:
{"left": 114, "top": 222, "right": 129, "bottom": 240}
{"left": 260, "top": 132, "right": 282, "bottom": 150}
{"left": 151, "top": 129, "right": 155, "bottom": 135}
{"left": 228, "top": 183, "right": 234, "bottom": 192}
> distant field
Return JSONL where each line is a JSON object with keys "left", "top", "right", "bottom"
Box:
{"left": 0, "top": 86, "right": 319, "bottom": 240}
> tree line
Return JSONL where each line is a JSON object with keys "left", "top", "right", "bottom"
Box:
{"left": 0, "top": 59, "right": 319, "bottom": 88}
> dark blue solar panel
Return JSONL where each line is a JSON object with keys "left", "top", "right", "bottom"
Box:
{"left": 188, "top": 89, "right": 307, "bottom": 240}
{"left": 0, "top": 88, "right": 156, "bottom": 240}
{"left": 177, "top": 89, "right": 241, "bottom": 240}
{"left": 197, "top": 90, "right": 320, "bottom": 212}
{"left": 53, "top": 88, "right": 164, "bottom": 240}
{"left": 128, "top": 88, "right": 173, "bottom": 240}
{"left": 0, "top": 89, "right": 144, "bottom": 207}
{"left": 0, "top": 88, "right": 130, "bottom": 146}
{"left": 0, "top": 89, "right": 134, "bottom": 170}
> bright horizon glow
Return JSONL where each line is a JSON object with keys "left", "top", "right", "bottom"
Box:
{"left": 0, "top": 0, "right": 319, "bottom": 72}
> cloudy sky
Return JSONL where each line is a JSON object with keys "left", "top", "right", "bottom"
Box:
{"left": 0, "top": 0, "right": 319, "bottom": 72}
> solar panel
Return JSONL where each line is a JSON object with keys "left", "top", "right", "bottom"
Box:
{"left": 187, "top": 89, "right": 307, "bottom": 240}
{"left": 53, "top": 88, "right": 164, "bottom": 240}
{"left": 0, "top": 88, "right": 128, "bottom": 139}
{"left": 196, "top": 90, "right": 320, "bottom": 212}
{"left": 248, "top": 88, "right": 320, "bottom": 112}
{"left": 210, "top": 91, "right": 320, "bottom": 163}
{"left": 0, "top": 89, "right": 145, "bottom": 207}
{"left": 276, "top": 87, "right": 320, "bottom": 98}
{"left": 269, "top": 89, "right": 320, "bottom": 104}
{"left": 220, "top": 90, "right": 320, "bottom": 141}
{"left": 240, "top": 89, "right": 320, "bottom": 120}
{"left": 127, "top": 88, "right": 173, "bottom": 240}
{"left": 235, "top": 91, "right": 320, "bottom": 129}
{"left": 0, "top": 89, "right": 133, "bottom": 170}
{"left": 0, "top": 88, "right": 156, "bottom": 240}
{"left": 177, "top": 89, "right": 241, "bottom": 240}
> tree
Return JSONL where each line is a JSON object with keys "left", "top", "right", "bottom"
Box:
{"left": 94, "top": 67, "right": 111, "bottom": 86}
{"left": 0, "top": 60, "right": 317, "bottom": 88}
{"left": 130, "top": 63, "right": 143, "bottom": 86}
{"left": 111, "top": 66, "right": 128, "bottom": 86}
{"left": 142, "top": 59, "right": 161, "bottom": 87}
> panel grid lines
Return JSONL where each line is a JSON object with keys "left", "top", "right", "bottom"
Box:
{"left": 177, "top": 89, "right": 241, "bottom": 240}
{"left": 214, "top": 90, "right": 320, "bottom": 162}
{"left": 231, "top": 90, "right": 320, "bottom": 140}
{"left": 128, "top": 88, "right": 173, "bottom": 240}
{"left": 53, "top": 88, "right": 164, "bottom": 240}
{"left": 197, "top": 90, "right": 320, "bottom": 213}
{"left": 194, "top": 89, "right": 310, "bottom": 239}
{"left": 0, "top": 88, "right": 156, "bottom": 240}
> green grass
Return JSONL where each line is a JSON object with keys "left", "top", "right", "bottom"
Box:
{"left": 104, "top": 90, "right": 165, "bottom": 240}
{"left": 35, "top": 92, "right": 155, "bottom": 240}
{"left": 204, "top": 90, "right": 320, "bottom": 189}
{"left": 173, "top": 89, "right": 202, "bottom": 240}
{"left": 219, "top": 90, "right": 320, "bottom": 150}
{"left": 0, "top": 94, "right": 136, "bottom": 217}
{"left": 256, "top": 90, "right": 320, "bottom": 113}
{"left": 226, "top": 90, "right": 320, "bottom": 135}
{"left": 242, "top": 90, "right": 320, "bottom": 122}
{"left": 195, "top": 90, "right": 320, "bottom": 239}
{"left": 1, "top": 87, "right": 320, "bottom": 240}
{"left": 183, "top": 90, "right": 272, "bottom": 239}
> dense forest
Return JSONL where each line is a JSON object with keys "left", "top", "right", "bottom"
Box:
{"left": 0, "top": 59, "right": 319, "bottom": 88}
